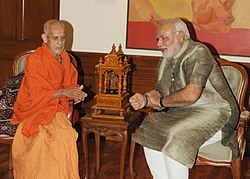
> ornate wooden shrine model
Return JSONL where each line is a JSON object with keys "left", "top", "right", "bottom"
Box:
{"left": 92, "top": 44, "right": 131, "bottom": 120}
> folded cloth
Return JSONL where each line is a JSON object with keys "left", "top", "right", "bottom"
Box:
{"left": 12, "top": 112, "right": 80, "bottom": 179}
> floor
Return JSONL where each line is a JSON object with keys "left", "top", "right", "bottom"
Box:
{"left": 1, "top": 132, "right": 250, "bottom": 179}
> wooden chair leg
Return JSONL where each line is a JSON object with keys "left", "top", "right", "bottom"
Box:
{"left": 231, "top": 160, "right": 241, "bottom": 179}
{"left": 129, "top": 139, "right": 136, "bottom": 179}
{"left": 9, "top": 143, "right": 13, "bottom": 169}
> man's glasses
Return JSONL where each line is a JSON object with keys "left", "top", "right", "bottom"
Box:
{"left": 156, "top": 31, "right": 179, "bottom": 42}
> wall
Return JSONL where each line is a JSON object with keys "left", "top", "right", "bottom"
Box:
{"left": 60, "top": 0, "right": 160, "bottom": 57}
{"left": 60, "top": 0, "right": 250, "bottom": 62}
{"left": 0, "top": 0, "right": 59, "bottom": 88}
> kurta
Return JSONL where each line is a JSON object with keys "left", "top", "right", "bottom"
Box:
{"left": 11, "top": 43, "right": 80, "bottom": 179}
{"left": 132, "top": 40, "right": 239, "bottom": 168}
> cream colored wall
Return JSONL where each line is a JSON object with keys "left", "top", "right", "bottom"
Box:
{"left": 60, "top": 0, "right": 250, "bottom": 62}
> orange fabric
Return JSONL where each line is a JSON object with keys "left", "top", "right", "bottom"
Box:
{"left": 11, "top": 43, "right": 78, "bottom": 137}
{"left": 12, "top": 112, "right": 80, "bottom": 179}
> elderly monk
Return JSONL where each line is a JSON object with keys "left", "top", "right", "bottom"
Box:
{"left": 129, "top": 18, "right": 239, "bottom": 179}
{"left": 11, "top": 19, "right": 87, "bottom": 179}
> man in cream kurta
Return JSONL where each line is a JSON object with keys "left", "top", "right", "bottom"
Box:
{"left": 11, "top": 20, "right": 87, "bottom": 179}
{"left": 129, "top": 18, "right": 239, "bottom": 179}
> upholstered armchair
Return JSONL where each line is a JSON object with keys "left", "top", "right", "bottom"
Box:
{"left": 0, "top": 50, "right": 33, "bottom": 169}
{"left": 0, "top": 50, "right": 77, "bottom": 169}
{"left": 129, "top": 58, "right": 249, "bottom": 179}
{"left": 195, "top": 58, "right": 249, "bottom": 179}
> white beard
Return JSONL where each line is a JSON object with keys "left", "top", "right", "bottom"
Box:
{"left": 162, "top": 38, "right": 182, "bottom": 58}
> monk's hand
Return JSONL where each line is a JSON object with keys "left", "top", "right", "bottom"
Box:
{"left": 129, "top": 93, "right": 147, "bottom": 110}
{"left": 61, "top": 85, "right": 87, "bottom": 104}
{"left": 145, "top": 90, "right": 161, "bottom": 109}
{"left": 73, "top": 85, "right": 88, "bottom": 104}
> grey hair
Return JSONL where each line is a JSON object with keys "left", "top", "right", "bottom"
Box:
{"left": 43, "top": 19, "right": 65, "bottom": 35}
{"left": 158, "top": 18, "right": 190, "bottom": 40}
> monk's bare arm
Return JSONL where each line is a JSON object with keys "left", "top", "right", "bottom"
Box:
{"left": 53, "top": 85, "right": 87, "bottom": 103}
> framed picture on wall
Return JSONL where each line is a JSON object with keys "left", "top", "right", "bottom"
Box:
{"left": 126, "top": 0, "right": 250, "bottom": 56}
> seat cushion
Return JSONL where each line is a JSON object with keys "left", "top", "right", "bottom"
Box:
{"left": 198, "top": 141, "right": 232, "bottom": 162}
{"left": 0, "top": 72, "right": 24, "bottom": 135}
{"left": 0, "top": 121, "right": 18, "bottom": 136}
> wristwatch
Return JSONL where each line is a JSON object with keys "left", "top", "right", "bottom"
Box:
{"left": 160, "top": 96, "right": 164, "bottom": 107}
{"left": 143, "top": 94, "right": 149, "bottom": 107}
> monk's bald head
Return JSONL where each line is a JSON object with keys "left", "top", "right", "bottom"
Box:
{"left": 41, "top": 19, "right": 66, "bottom": 57}
{"left": 43, "top": 19, "right": 65, "bottom": 36}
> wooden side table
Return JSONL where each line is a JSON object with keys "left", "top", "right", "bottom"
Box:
{"left": 80, "top": 111, "right": 143, "bottom": 179}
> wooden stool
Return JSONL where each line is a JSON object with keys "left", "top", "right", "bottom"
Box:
{"left": 80, "top": 111, "right": 143, "bottom": 179}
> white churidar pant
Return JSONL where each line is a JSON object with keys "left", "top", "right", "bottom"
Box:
{"left": 144, "top": 130, "right": 222, "bottom": 179}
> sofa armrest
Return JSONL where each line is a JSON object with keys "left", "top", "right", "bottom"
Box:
{"left": 237, "top": 110, "right": 249, "bottom": 154}
{"left": 240, "top": 110, "right": 249, "bottom": 120}
{"left": 238, "top": 110, "right": 250, "bottom": 128}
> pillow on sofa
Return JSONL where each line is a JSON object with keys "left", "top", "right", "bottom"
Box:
{"left": 0, "top": 72, "right": 24, "bottom": 136}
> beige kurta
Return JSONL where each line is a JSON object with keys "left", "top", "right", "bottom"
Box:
{"left": 132, "top": 40, "right": 239, "bottom": 168}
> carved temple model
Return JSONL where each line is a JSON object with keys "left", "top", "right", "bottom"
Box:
{"left": 92, "top": 44, "right": 132, "bottom": 120}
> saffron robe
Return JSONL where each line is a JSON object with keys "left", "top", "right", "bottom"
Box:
{"left": 11, "top": 43, "right": 80, "bottom": 178}
{"left": 132, "top": 40, "right": 239, "bottom": 168}
{"left": 11, "top": 42, "right": 77, "bottom": 137}
{"left": 12, "top": 112, "right": 80, "bottom": 179}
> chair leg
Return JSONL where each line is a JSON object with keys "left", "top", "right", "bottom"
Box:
{"left": 129, "top": 140, "right": 136, "bottom": 179}
{"left": 231, "top": 160, "right": 241, "bottom": 179}
{"left": 9, "top": 144, "right": 13, "bottom": 170}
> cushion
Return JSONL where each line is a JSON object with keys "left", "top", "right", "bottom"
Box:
{"left": 0, "top": 72, "right": 24, "bottom": 135}
{"left": 198, "top": 141, "right": 232, "bottom": 162}
{"left": 221, "top": 66, "right": 242, "bottom": 98}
